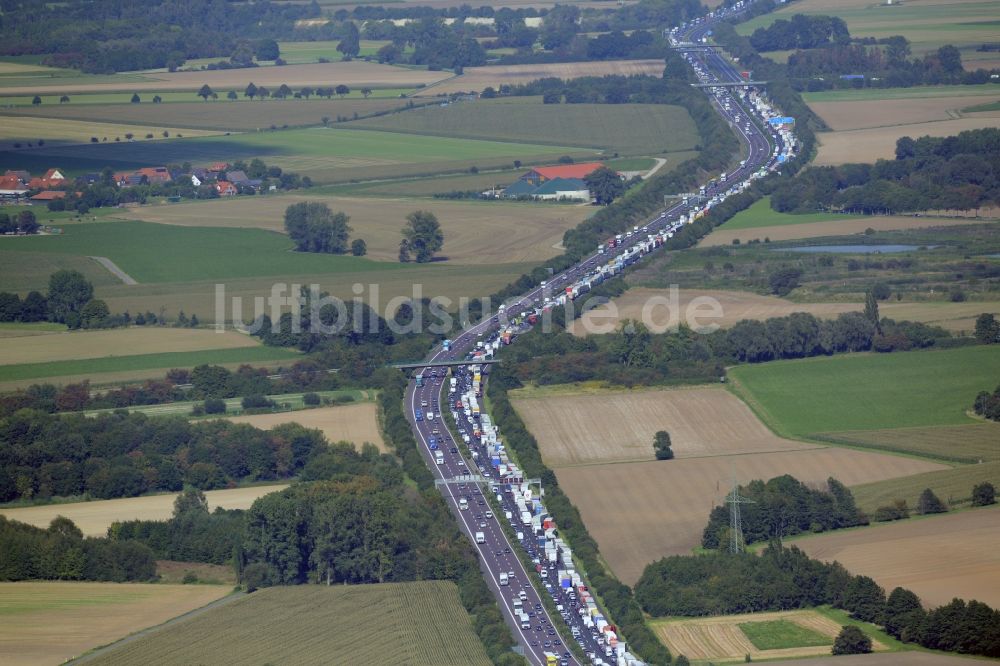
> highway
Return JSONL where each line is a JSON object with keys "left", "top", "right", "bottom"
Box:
{"left": 403, "top": 3, "right": 795, "bottom": 664}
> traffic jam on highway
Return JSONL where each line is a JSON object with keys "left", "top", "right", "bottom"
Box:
{"left": 406, "top": 3, "right": 799, "bottom": 665}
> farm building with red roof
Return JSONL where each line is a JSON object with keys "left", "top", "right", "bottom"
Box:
{"left": 520, "top": 162, "right": 608, "bottom": 186}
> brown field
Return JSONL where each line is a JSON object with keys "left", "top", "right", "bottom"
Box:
{"left": 654, "top": 609, "right": 883, "bottom": 662}
{"left": 0, "top": 61, "right": 450, "bottom": 96}
{"left": 0, "top": 581, "right": 229, "bottom": 666}
{"left": 702, "top": 215, "right": 995, "bottom": 246}
{"left": 156, "top": 560, "right": 236, "bottom": 585}
{"left": 767, "top": 654, "right": 987, "bottom": 666}
{"left": 121, "top": 194, "right": 591, "bottom": 264}
{"left": 7, "top": 98, "right": 409, "bottom": 132}
{"left": 823, "top": 422, "right": 1000, "bottom": 463}
{"left": 511, "top": 386, "right": 816, "bottom": 467}
{"left": 557, "top": 450, "right": 945, "bottom": 584}
{"left": 809, "top": 96, "right": 1000, "bottom": 131}
{"left": 566, "top": 287, "right": 1000, "bottom": 336}
{"left": 0, "top": 327, "right": 259, "bottom": 365}
{"left": 87, "top": 582, "right": 491, "bottom": 666}
{"left": 813, "top": 117, "right": 1000, "bottom": 166}
{"left": 0, "top": 116, "right": 217, "bottom": 149}
{"left": 794, "top": 507, "right": 1000, "bottom": 608}
{"left": 415, "top": 60, "right": 667, "bottom": 95}
{"left": 222, "top": 402, "right": 385, "bottom": 451}
{"left": 0, "top": 485, "right": 287, "bottom": 536}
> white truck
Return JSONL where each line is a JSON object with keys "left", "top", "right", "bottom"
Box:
{"left": 435, "top": 451, "right": 444, "bottom": 465}
{"left": 459, "top": 498, "right": 468, "bottom": 511}
{"left": 499, "top": 572, "right": 509, "bottom": 586}
{"left": 475, "top": 531, "right": 485, "bottom": 544}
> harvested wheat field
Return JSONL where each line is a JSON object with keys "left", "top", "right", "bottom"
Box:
{"left": 653, "top": 609, "right": 884, "bottom": 662}
{"left": 0, "top": 61, "right": 450, "bottom": 96}
{"left": 703, "top": 215, "right": 989, "bottom": 247}
{"left": 512, "top": 386, "right": 816, "bottom": 466}
{"left": 222, "top": 403, "right": 385, "bottom": 451}
{"left": 0, "top": 327, "right": 259, "bottom": 366}
{"left": 0, "top": 581, "right": 230, "bottom": 666}
{"left": 556, "top": 450, "right": 945, "bottom": 584}
{"left": 567, "top": 288, "right": 1000, "bottom": 336}
{"left": 417, "top": 60, "right": 666, "bottom": 95}
{"left": 0, "top": 485, "right": 286, "bottom": 536}
{"left": 814, "top": 117, "right": 1000, "bottom": 166}
{"left": 768, "top": 654, "right": 983, "bottom": 666}
{"left": 809, "top": 96, "right": 1000, "bottom": 131}
{"left": 122, "top": 194, "right": 589, "bottom": 264}
{"left": 0, "top": 116, "right": 217, "bottom": 149}
{"left": 87, "top": 582, "right": 491, "bottom": 666}
{"left": 794, "top": 507, "right": 1000, "bottom": 608}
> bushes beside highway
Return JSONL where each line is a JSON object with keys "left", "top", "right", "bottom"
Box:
{"left": 487, "top": 366, "right": 674, "bottom": 665}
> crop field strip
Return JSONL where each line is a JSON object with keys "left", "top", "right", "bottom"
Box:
{"left": 792, "top": 506, "right": 1000, "bottom": 608}
{"left": 0, "top": 581, "right": 231, "bottom": 666}
{"left": 222, "top": 402, "right": 387, "bottom": 452}
{"left": 807, "top": 95, "right": 1000, "bottom": 132}
{"left": 345, "top": 99, "right": 700, "bottom": 157}
{"left": 415, "top": 59, "right": 669, "bottom": 95}
{"left": 0, "top": 485, "right": 289, "bottom": 536}
{"left": 819, "top": 422, "right": 1000, "bottom": 464}
{"left": 0, "top": 117, "right": 219, "bottom": 149}
{"left": 86, "top": 582, "right": 492, "bottom": 666}
{"left": 852, "top": 460, "right": 1000, "bottom": 514}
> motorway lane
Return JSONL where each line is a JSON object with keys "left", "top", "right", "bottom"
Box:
{"left": 401, "top": 5, "right": 791, "bottom": 664}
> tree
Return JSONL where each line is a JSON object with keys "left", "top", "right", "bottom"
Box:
{"left": 377, "top": 43, "right": 402, "bottom": 64}
{"left": 351, "top": 238, "right": 367, "bottom": 256}
{"left": 17, "top": 210, "right": 39, "bottom": 234}
{"left": 884, "top": 587, "right": 925, "bottom": 640}
{"left": 300, "top": 86, "right": 314, "bottom": 99}
{"left": 337, "top": 21, "right": 361, "bottom": 59}
{"left": 59, "top": 95, "right": 70, "bottom": 104}
{"left": 769, "top": 267, "right": 803, "bottom": 296}
{"left": 256, "top": 39, "right": 280, "bottom": 61}
{"left": 335, "top": 84, "right": 350, "bottom": 98}
{"left": 844, "top": 575, "right": 886, "bottom": 623}
{"left": 227, "top": 90, "right": 238, "bottom": 101}
{"left": 20, "top": 291, "right": 48, "bottom": 321}
{"left": 152, "top": 95, "right": 162, "bottom": 104}
{"left": 32, "top": 95, "right": 41, "bottom": 105}
{"left": 832, "top": 626, "right": 872, "bottom": 655}
{"left": 401, "top": 211, "right": 444, "bottom": 263}
{"left": 173, "top": 487, "right": 210, "bottom": 517}
{"left": 79, "top": 298, "right": 110, "bottom": 328}
{"left": 0, "top": 292, "right": 22, "bottom": 322}
{"left": 197, "top": 84, "right": 214, "bottom": 101}
{"left": 48, "top": 270, "right": 93, "bottom": 323}
{"left": 585, "top": 166, "right": 626, "bottom": 205}
{"left": 863, "top": 289, "right": 882, "bottom": 335}
{"left": 916, "top": 488, "right": 946, "bottom": 514}
{"left": 130, "top": 93, "right": 140, "bottom": 103}
{"left": 203, "top": 398, "right": 227, "bottom": 414}
{"left": 972, "top": 482, "right": 996, "bottom": 507}
{"left": 274, "top": 83, "right": 292, "bottom": 99}
{"left": 284, "top": 202, "right": 352, "bottom": 254}
{"left": 245, "top": 82, "right": 258, "bottom": 100}
{"left": 398, "top": 239, "right": 411, "bottom": 262}
{"left": 653, "top": 430, "right": 673, "bottom": 460}
{"left": 974, "top": 313, "right": 1000, "bottom": 344}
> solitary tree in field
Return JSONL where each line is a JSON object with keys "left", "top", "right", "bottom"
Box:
{"left": 198, "top": 84, "right": 214, "bottom": 101}
{"left": 32, "top": 95, "right": 41, "bottom": 105}
{"left": 131, "top": 93, "right": 140, "bottom": 103}
{"left": 152, "top": 95, "right": 162, "bottom": 103}
{"left": 125, "top": 132, "right": 134, "bottom": 141}
{"left": 832, "top": 626, "right": 872, "bottom": 655}
{"left": 59, "top": 95, "right": 70, "bottom": 104}
{"left": 245, "top": 82, "right": 258, "bottom": 100}
{"left": 227, "top": 90, "right": 238, "bottom": 101}
{"left": 351, "top": 238, "right": 367, "bottom": 256}
{"left": 401, "top": 211, "right": 444, "bottom": 263}
{"left": 653, "top": 430, "right": 673, "bottom": 460}
{"left": 361, "top": 87, "right": 373, "bottom": 98}
{"left": 321, "top": 116, "right": 331, "bottom": 127}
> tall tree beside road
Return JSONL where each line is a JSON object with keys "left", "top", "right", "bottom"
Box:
{"left": 585, "top": 166, "right": 626, "bottom": 205}
{"left": 401, "top": 211, "right": 444, "bottom": 263}
{"left": 47, "top": 270, "right": 93, "bottom": 324}
{"left": 284, "top": 202, "right": 352, "bottom": 254}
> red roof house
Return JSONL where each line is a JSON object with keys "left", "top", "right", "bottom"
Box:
{"left": 136, "top": 167, "right": 172, "bottom": 184}
{"left": 28, "top": 168, "right": 67, "bottom": 190}
{"left": 215, "top": 181, "right": 238, "bottom": 196}
{"left": 521, "top": 162, "right": 607, "bottom": 185}
{"left": 30, "top": 190, "right": 68, "bottom": 201}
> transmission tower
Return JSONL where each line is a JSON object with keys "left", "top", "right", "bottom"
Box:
{"left": 726, "top": 477, "right": 755, "bottom": 554}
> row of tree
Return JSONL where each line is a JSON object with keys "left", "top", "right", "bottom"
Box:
{"left": 0, "top": 515, "right": 156, "bottom": 582}
{"left": 0, "top": 270, "right": 117, "bottom": 330}
{"left": 0, "top": 210, "right": 40, "bottom": 235}
{"left": 0, "top": 410, "right": 327, "bottom": 502}
{"left": 701, "top": 476, "right": 868, "bottom": 549}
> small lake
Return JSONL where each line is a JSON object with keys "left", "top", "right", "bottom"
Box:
{"left": 776, "top": 244, "right": 938, "bottom": 254}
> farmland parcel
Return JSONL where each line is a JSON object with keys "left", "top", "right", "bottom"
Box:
{"left": 222, "top": 403, "right": 386, "bottom": 452}
{"left": 87, "top": 582, "right": 492, "bottom": 666}
{"left": 0, "top": 581, "right": 229, "bottom": 666}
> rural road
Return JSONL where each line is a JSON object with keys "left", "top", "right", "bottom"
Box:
{"left": 90, "top": 256, "right": 138, "bottom": 285}
{"left": 401, "top": 2, "right": 789, "bottom": 661}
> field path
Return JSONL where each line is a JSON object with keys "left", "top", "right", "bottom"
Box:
{"left": 90, "top": 256, "right": 137, "bottom": 285}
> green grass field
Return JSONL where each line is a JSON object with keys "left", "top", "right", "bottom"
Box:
{"left": 730, "top": 346, "right": 1000, "bottom": 437}
{"left": 802, "top": 84, "right": 1000, "bottom": 104}
{"left": 0, "top": 346, "right": 301, "bottom": 382}
{"left": 605, "top": 157, "right": 658, "bottom": 171}
{"left": 962, "top": 99, "right": 1000, "bottom": 112}
{"left": 723, "top": 196, "right": 853, "bottom": 231}
{"left": 2, "top": 220, "right": 401, "bottom": 283}
{"left": 739, "top": 620, "right": 831, "bottom": 650}
{"left": 852, "top": 460, "right": 1000, "bottom": 512}
{"left": 344, "top": 98, "right": 699, "bottom": 157}
{"left": 0, "top": 126, "right": 590, "bottom": 181}
{"left": 0, "top": 249, "right": 122, "bottom": 293}
{"left": 735, "top": 0, "right": 1000, "bottom": 60}
{"left": 88, "top": 582, "right": 492, "bottom": 666}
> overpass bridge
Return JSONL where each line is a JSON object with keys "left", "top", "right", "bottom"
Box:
{"left": 391, "top": 358, "right": 501, "bottom": 371}
{"left": 692, "top": 81, "right": 768, "bottom": 88}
